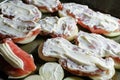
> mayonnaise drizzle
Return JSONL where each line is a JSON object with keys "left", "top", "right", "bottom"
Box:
{"left": 0, "top": 0, "right": 42, "bottom": 21}
{"left": 0, "top": 15, "right": 40, "bottom": 38}
{"left": 43, "top": 37, "right": 114, "bottom": 70}
{"left": 76, "top": 31, "right": 120, "bottom": 57}
{"left": 42, "top": 37, "right": 115, "bottom": 80}
{"left": 29, "top": 0, "right": 61, "bottom": 12}
{"left": 39, "top": 16, "right": 78, "bottom": 39}
{"left": 39, "top": 16, "right": 59, "bottom": 33}
{"left": 59, "top": 3, "right": 120, "bottom": 32}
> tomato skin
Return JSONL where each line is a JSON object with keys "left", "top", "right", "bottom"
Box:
{"left": 0, "top": 39, "right": 36, "bottom": 77}
{"left": 110, "top": 56, "right": 120, "bottom": 64}
{"left": 13, "top": 28, "right": 41, "bottom": 44}
{"left": 37, "top": 3, "right": 63, "bottom": 13}
{"left": 59, "top": 58, "right": 104, "bottom": 77}
{"left": 67, "top": 11, "right": 120, "bottom": 35}
{"left": 77, "top": 20, "right": 109, "bottom": 34}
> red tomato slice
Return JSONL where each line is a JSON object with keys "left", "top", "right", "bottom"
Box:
{"left": 59, "top": 58, "right": 104, "bottom": 77}
{"left": 77, "top": 20, "right": 109, "bottom": 34}
{"left": 37, "top": 3, "right": 63, "bottom": 13}
{"left": 0, "top": 39, "right": 36, "bottom": 77}
{"left": 111, "top": 56, "right": 120, "bottom": 63}
{"left": 67, "top": 11, "right": 120, "bottom": 35}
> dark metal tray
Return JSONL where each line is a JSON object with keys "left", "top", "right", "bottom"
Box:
{"left": 0, "top": 0, "right": 120, "bottom": 80}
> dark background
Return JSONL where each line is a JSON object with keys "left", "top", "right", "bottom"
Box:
{"left": 62, "top": 0, "right": 120, "bottom": 18}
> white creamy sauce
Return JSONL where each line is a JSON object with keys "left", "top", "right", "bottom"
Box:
{"left": 59, "top": 3, "right": 120, "bottom": 32}
{"left": 0, "top": 15, "right": 40, "bottom": 38}
{"left": 30, "top": 0, "right": 61, "bottom": 12}
{"left": 42, "top": 37, "right": 115, "bottom": 80}
{"left": 61, "top": 58, "right": 99, "bottom": 72}
{"left": 55, "top": 17, "right": 77, "bottom": 36}
{"left": 90, "top": 57, "right": 115, "bottom": 80}
{"left": 39, "top": 16, "right": 77, "bottom": 37}
{"left": 77, "top": 31, "right": 120, "bottom": 57}
{"left": 0, "top": 0, "right": 41, "bottom": 21}
{"left": 0, "top": 42, "right": 24, "bottom": 69}
{"left": 39, "top": 16, "right": 59, "bottom": 33}
{"left": 42, "top": 37, "right": 114, "bottom": 78}
{"left": 59, "top": 57, "right": 115, "bottom": 80}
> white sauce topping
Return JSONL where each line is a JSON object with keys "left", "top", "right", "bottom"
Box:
{"left": 76, "top": 31, "right": 120, "bottom": 57}
{"left": 29, "top": 0, "right": 61, "bottom": 12}
{"left": 55, "top": 16, "right": 77, "bottom": 37}
{"left": 59, "top": 3, "right": 120, "bottom": 32}
{"left": 39, "top": 16, "right": 78, "bottom": 39}
{"left": 0, "top": 42, "right": 24, "bottom": 69}
{"left": 42, "top": 37, "right": 115, "bottom": 80}
{"left": 0, "top": 15, "right": 40, "bottom": 38}
{"left": 0, "top": 0, "right": 42, "bottom": 21}
{"left": 39, "top": 16, "right": 59, "bottom": 33}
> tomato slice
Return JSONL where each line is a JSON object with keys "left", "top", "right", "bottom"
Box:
{"left": 0, "top": 39, "right": 36, "bottom": 77}
{"left": 66, "top": 9, "right": 120, "bottom": 35}
{"left": 24, "top": 0, "right": 62, "bottom": 13}
{"left": 67, "top": 12, "right": 108, "bottom": 34}
{"left": 110, "top": 56, "right": 120, "bottom": 69}
{"left": 37, "top": 3, "right": 63, "bottom": 13}
{"left": 59, "top": 58, "right": 104, "bottom": 77}
{"left": 77, "top": 20, "right": 109, "bottom": 34}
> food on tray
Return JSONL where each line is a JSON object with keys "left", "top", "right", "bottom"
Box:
{"left": 0, "top": 0, "right": 42, "bottom": 22}
{"left": 0, "top": 15, "right": 41, "bottom": 44}
{"left": 38, "top": 43, "right": 57, "bottom": 61}
{"left": 38, "top": 16, "right": 78, "bottom": 41}
{"left": 0, "top": 39, "right": 36, "bottom": 78}
{"left": 23, "top": 0, "right": 62, "bottom": 13}
{"left": 75, "top": 31, "right": 120, "bottom": 69}
{"left": 24, "top": 62, "right": 64, "bottom": 80}
{"left": 59, "top": 3, "right": 120, "bottom": 37}
{"left": 39, "top": 62, "right": 64, "bottom": 80}
{"left": 63, "top": 76, "right": 84, "bottom": 80}
{"left": 24, "top": 75, "right": 42, "bottom": 80}
{"left": 38, "top": 37, "right": 115, "bottom": 80}
{"left": 0, "top": 0, "right": 120, "bottom": 80}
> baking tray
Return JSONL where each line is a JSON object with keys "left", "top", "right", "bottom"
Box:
{"left": 0, "top": 0, "right": 120, "bottom": 80}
